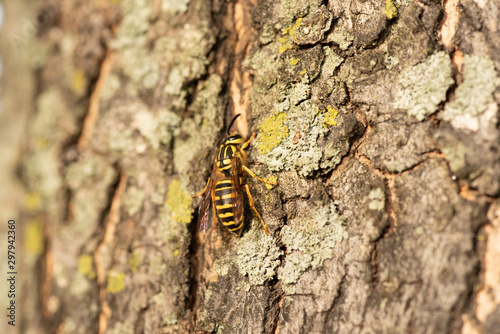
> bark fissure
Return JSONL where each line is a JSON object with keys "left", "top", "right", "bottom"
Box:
{"left": 93, "top": 171, "right": 128, "bottom": 334}
{"left": 322, "top": 272, "right": 346, "bottom": 333}
{"left": 272, "top": 293, "right": 284, "bottom": 334}
{"left": 78, "top": 49, "right": 115, "bottom": 152}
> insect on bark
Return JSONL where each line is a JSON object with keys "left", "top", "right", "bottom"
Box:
{"left": 193, "top": 114, "right": 277, "bottom": 236}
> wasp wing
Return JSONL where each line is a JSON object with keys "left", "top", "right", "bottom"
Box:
{"left": 231, "top": 157, "right": 244, "bottom": 227}
{"left": 198, "top": 167, "right": 216, "bottom": 233}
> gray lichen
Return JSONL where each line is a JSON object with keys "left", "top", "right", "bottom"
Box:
{"left": 280, "top": 0, "right": 323, "bottom": 26}
{"left": 258, "top": 102, "right": 348, "bottom": 177}
{"left": 368, "top": 187, "right": 385, "bottom": 211}
{"left": 110, "top": 0, "right": 159, "bottom": 89}
{"left": 161, "top": 0, "right": 190, "bottom": 14}
{"left": 214, "top": 257, "right": 232, "bottom": 277}
{"left": 24, "top": 88, "right": 69, "bottom": 199}
{"left": 123, "top": 186, "right": 146, "bottom": 217}
{"left": 438, "top": 136, "right": 467, "bottom": 173}
{"left": 63, "top": 154, "right": 117, "bottom": 242}
{"left": 112, "top": 321, "right": 134, "bottom": 334}
{"left": 326, "top": 29, "right": 354, "bottom": 50}
{"left": 236, "top": 230, "right": 283, "bottom": 285}
{"left": 279, "top": 201, "right": 347, "bottom": 285}
{"left": 157, "top": 21, "right": 215, "bottom": 105}
{"left": 134, "top": 109, "right": 181, "bottom": 150}
{"left": 393, "top": 51, "right": 454, "bottom": 121}
{"left": 320, "top": 46, "right": 344, "bottom": 76}
{"left": 441, "top": 55, "right": 500, "bottom": 130}
{"left": 173, "top": 74, "right": 223, "bottom": 174}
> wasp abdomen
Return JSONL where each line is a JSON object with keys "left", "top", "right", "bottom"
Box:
{"left": 214, "top": 179, "right": 244, "bottom": 235}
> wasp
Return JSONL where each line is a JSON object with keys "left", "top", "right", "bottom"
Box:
{"left": 193, "top": 114, "right": 277, "bottom": 236}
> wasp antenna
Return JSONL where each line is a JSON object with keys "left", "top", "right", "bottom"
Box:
{"left": 227, "top": 114, "right": 241, "bottom": 135}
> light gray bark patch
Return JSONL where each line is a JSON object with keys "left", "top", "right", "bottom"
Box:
{"left": 359, "top": 119, "right": 437, "bottom": 173}
{"left": 435, "top": 120, "right": 500, "bottom": 196}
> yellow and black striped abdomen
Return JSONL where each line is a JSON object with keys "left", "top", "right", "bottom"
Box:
{"left": 214, "top": 179, "right": 244, "bottom": 235}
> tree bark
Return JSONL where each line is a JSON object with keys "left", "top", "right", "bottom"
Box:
{"left": 2, "top": 0, "right": 500, "bottom": 333}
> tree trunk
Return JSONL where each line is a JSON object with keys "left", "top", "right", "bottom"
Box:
{"left": 2, "top": 0, "right": 500, "bottom": 333}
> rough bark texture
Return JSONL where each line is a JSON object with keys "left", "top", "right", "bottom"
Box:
{"left": 1, "top": 0, "right": 500, "bottom": 333}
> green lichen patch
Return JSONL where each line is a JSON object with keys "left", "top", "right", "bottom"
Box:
{"left": 289, "top": 56, "right": 300, "bottom": 65}
{"left": 441, "top": 55, "right": 500, "bottom": 128}
{"left": 25, "top": 219, "right": 44, "bottom": 256}
{"left": 107, "top": 270, "right": 126, "bottom": 293}
{"left": 63, "top": 156, "right": 117, "bottom": 244}
{"left": 385, "top": 0, "right": 398, "bottom": 19}
{"left": 289, "top": 76, "right": 311, "bottom": 106}
{"left": 78, "top": 254, "right": 96, "bottom": 279}
{"left": 394, "top": 51, "right": 454, "bottom": 121}
{"left": 166, "top": 179, "right": 193, "bottom": 224}
{"left": 264, "top": 176, "right": 279, "bottom": 190}
{"left": 129, "top": 251, "right": 141, "bottom": 274}
{"left": 257, "top": 112, "right": 290, "bottom": 154}
{"left": 318, "top": 105, "right": 338, "bottom": 127}
{"left": 71, "top": 69, "right": 86, "bottom": 95}
{"left": 279, "top": 201, "right": 347, "bottom": 284}
{"left": 236, "top": 231, "right": 283, "bottom": 285}
{"left": 279, "top": 35, "right": 294, "bottom": 54}
{"left": 279, "top": 18, "right": 303, "bottom": 53}
{"left": 156, "top": 23, "right": 216, "bottom": 107}
{"left": 384, "top": 54, "right": 399, "bottom": 70}
{"left": 24, "top": 192, "right": 41, "bottom": 210}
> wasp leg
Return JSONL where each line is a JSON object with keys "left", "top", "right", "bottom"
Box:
{"left": 238, "top": 133, "right": 256, "bottom": 160}
{"left": 242, "top": 165, "right": 278, "bottom": 186}
{"left": 241, "top": 132, "right": 256, "bottom": 150}
{"left": 193, "top": 179, "right": 210, "bottom": 198}
{"left": 244, "top": 184, "right": 269, "bottom": 235}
